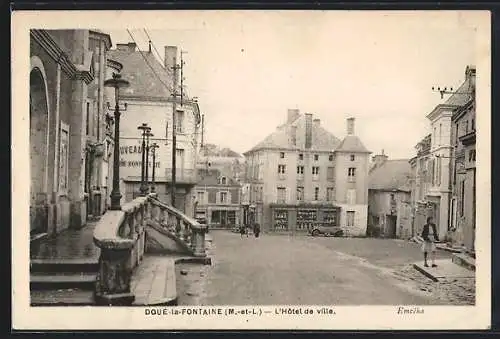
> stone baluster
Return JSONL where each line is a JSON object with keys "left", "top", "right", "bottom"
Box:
{"left": 175, "top": 216, "right": 182, "bottom": 238}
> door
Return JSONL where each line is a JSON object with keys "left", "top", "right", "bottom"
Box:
{"left": 176, "top": 148, "right": 185, "bottom": 180}
{"left": 387, "top": 215, "right": 397, "bottom": 238}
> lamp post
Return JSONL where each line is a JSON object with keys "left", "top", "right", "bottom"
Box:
{"left": 104, "top": 73, "right": 130, "bottom": 211}
{"left": 144, "top": 129, "right": 154, "bottom": 194}
{"left": 137, "top": 123, "right": 150, "bottom": 196}
{"left": 150, "top": 142, "right": 159, "bottom": 193}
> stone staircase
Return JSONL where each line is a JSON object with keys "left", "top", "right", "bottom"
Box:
{"left": 29, "top": 194, "right": 210, "bottom": 307}
{"left": 29, "top": 221, "right": 100, "bottom": 306}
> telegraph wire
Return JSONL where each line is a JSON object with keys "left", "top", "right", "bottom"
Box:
{"left": 126, "top": 29, "right": 174, "bottom": 94}
{"left": 143, "top": 28, "right": 174, "bottom": 77}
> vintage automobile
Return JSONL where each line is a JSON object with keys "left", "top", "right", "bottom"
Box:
{"left": 309, "top": 223, "right": 344, "bottom": 237}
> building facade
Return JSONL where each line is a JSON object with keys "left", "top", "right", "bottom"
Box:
{"left": 194, "top": 168, "right": 242, "bottom": 229}
{"left": 243, "top": 110, "right": 370, "bottom": 235}
{"left": 108, "top": 42, "right": 202, "bottom": 215}
{"left": 368, "top": 152, "right": 413, "bottom": 239}
{"left": 449, "top": 65, "right": 476, "bottom": 253}
{"left": 30, "top": 29, "right": 111, "bottom": 239}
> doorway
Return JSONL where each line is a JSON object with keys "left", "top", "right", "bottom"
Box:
{"left": 386, "top": 215, "right": 397, "bottom": 238}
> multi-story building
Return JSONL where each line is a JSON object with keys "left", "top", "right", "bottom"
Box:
{"left": 368, "top": 151, "right": 413, "bottom": 239}
{"left": 30, "top": 29, "right": 112, "bottom": 239}
{"left": 449, "top": 65, "right": 476, "bottom": 253}
{"left": 243, "top": 109, "right": 371, "bottom": 235}
{"left": 194, "top": 168, "right": 242, "bottom": 229}
{"left": 410, "top": 134, "right": 434, "bottom": 237}
{"left": 425, "top": 67, "right": 475, "bottom": 240}
{"left": 108, "top": 42, "right": 202, "bottom": 215}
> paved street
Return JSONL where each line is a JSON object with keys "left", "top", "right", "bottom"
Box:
{"left": 177, "top": 231, "right": 453, "bottom": 306}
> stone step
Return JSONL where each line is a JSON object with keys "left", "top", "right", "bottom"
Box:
{"left": 30, "top": 259, "right": 99, "bottom": 273}
{"left": 452, "top": 252, "right": 476, "bottom": 271}
{"left": 31, "top": 289, "right": 95, "bottom": 306}
{"left": 413, "top": 259, "right": 475, "bottom": 282}
{"left": 131, "top": 255, "right": 178, "bottom": 306}
{"left": 30, "top": 272, "right": 97, "bottom": 291}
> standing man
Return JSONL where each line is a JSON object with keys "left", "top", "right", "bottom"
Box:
{"left": 253, "top": 223, "right": 261, "bottom": 238}
{"left": 421, "top": 216, "right": 439, "bottom": 267}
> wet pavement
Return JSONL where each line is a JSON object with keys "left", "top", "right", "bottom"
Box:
{"left": 30, "top": 221, "right": 100, "bottom": 260}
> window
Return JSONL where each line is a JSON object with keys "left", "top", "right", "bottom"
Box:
{"left": 329, "top": 154, "right": 334, "bottom": 161}
{"left": 86, "top": 102, "right": 90, "bottom": 135}
{"left": 297, "top": 166, "right": 304, "bottom": 174}
{"left": 433, "top": 127, "right": 437, "bottom": 146}
{"left": 350, "top": 154, "right": 355, "bottom": 161}
{"left": 348, "top": 167, "right": 356, "bottom": 181}
{"left": 218, "top": 176, "right": 227, "bottom": 185}
{"left": 439, "top": 123, "right": 442, "bottom": 146}
{"left": 460, "top": 181, "right": 465, "bottom": 216}
{"left": 314, "top": 187, "right": 319, "bottom": 200}
{"left": 347, "top": 189, "right": 356, "bottom": 204}
{"left": 298, "top": 153, "right": 304, "bottom": 160}
{"left": 59, "top": 122, "right": 70, "bottom": 192}
{"left": 175, "top": 110, "right": 184, "bottom": 133}
{"left": 455, "top": 124, "right": 459, "bottom": 145}
{"left": 326, "top": 187, "right": 334, "bottom": 201}
{"left": 465, "top": 120, "right": 469, "bottom": 134}
{"left": 219, "top": 191, "right": 228, "bottom": 204}
{"left": 327, "top": 167, "right": 335, "bottom": 181}
{"left": 390, "top": 193, "right": 395, "bottom": 201}
{"left": 297, "top": 186, "right": 304, "bottom": 202}
{"left": 278, "top": 165, "right": 286, "bottom": 174}
{"left": 314, "top": 154, "right": 319, "bottom": 161}
{"left": 469, "top": 150, "right": 476, "bottom": 162}
{"left": 346, "top": 211, "right": 355, "bottom": 227}
{"left": 471, "top": 118, "right": 475, "bottom": 131}
{"left": 312, "top": 166, "right": 319, "bottom": 175}
{"left": 196, "top": 191, "right": 205, "bottom": 204}
{"left": 280, "top": 152, "right": 285, "bottom": 159}
{"left": 277, "top": 187, "right": 286, "bottom": 203}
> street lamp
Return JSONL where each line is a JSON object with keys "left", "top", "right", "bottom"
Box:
{"left": 104, "top": 73, "right": 130, "bottom": 211}
{"left": 144, "top": 129, "right": 154, "bottom": 194}
{"left": 149, "top": 142, "right": 159, "bottom": 193}
{"left": 137, "top": 123, "right": 151, "bottom": 196}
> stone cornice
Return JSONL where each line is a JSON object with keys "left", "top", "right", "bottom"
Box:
{"left": 31, "top": 29, "right": 95, "bottom": 84}
{"left": 426, "top": 103, "right": 457, "bottom": 122}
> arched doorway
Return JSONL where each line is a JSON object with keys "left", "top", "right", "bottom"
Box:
{"left": 30, "top": 66, "right": 49, "bottom": 234}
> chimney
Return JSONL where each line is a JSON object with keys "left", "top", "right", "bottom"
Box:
{"left": 116, "top": 42, "right": 137, "bottom": 53}
{"left": 313, "top": 118, "right": 320, "bottom": 128}
{"left": 372, "top": 149, "right": 388, "bottom": 169}
{"left": 347, "top": 117, "right": 355, "bottom": 135}
{"left": 305, "top": 113, "right": 313, "bottom": 149}
{"left": 164, "top": 45, "right": 178, "bottom": 70}
{"left": 287, "top": 109, "right": 300, "bottom": 124}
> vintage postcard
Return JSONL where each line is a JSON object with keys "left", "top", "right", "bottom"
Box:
{"left": 12, "top": 10, "right": 491, "bottom": 330}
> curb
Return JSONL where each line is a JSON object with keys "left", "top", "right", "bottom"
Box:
{"left": 412, "top": 263, "right": 439, "bottom": 282}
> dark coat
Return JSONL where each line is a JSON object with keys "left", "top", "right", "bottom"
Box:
{"left": 421, "top": 223, "right": 439, "bottom": 242}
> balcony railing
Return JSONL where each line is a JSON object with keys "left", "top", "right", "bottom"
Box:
{"left": 165, "top": 168, "right": 198, "bottom": 184}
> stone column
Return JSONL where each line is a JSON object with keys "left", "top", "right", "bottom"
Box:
{"left": 192, "top": 228, "right": 206, "bottom": 257}
{"left": 95, "top": 245, "right": 135, "bottom": 306}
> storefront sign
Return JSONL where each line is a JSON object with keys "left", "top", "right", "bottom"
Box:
{"left": 274, "top": 209, "right": 288, "bottom": 231}
{"left": 118, "top": 139, "right": 165, "bottom": 178}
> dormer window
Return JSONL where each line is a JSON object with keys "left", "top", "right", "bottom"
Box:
{"left": 218, "top": 176, "right": 227, "bottom": 185}
{"left": 329, "top": 154, "right": 334, "bottom": 161}
{"left": 298, "top": 153, "right": 304, "bottom": 161}
{"left": 314, "top": 154, "right": 319, "bottom": 161}
{"left": 280, "top": 152, "right": 285, "bottom": 159}
{"left": 350, "top": 154, "right": 355, "bottom": 161}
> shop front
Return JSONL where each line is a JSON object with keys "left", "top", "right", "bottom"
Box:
{"left": 269, "top": 203, "right": 341, "bottom": 234}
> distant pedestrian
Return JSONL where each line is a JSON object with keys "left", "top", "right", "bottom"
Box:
{"left": 240, "top": 225, "right": 246, "bottom": 238}
{"left": 421, "top": 216, "right": 439, "bottom": 267}
{"left": 253, "top": 223, "right": 261, "bottom": 238}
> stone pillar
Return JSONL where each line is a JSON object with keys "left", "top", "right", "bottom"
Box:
{"left": 95, "top": 246, "right": 135, "bottom": 306}
{"left": 192, "top": 229, "right": 206, "bottom": 257}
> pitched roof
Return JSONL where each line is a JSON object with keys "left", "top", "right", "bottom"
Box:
{"left": 245, "top": 114, "right": 340, "bottom": 153}
{"left": 107, "top": 48, "right": 172, "bottom": 99}
{"left": 369, "top": 159, "right": 412, "bottom": 191}
{"left": 196, "top": 168, "right": 239, "bottom": 186}
{"left": 335, "top": 135, "right": 370, "bottom": 153}
{"left": 444, "top": 75, "right": 473, "bottom": 107}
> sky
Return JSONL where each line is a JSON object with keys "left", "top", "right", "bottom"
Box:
{"left": 107, "top": 11, "right": 477, "bottom": 159}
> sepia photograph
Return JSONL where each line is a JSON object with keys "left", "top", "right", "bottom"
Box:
{"left": 13, "top": 10, "right": 490, "bottom": 330}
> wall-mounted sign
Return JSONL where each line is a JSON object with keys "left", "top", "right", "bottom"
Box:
{"left": 119, "top": 138, "right": 165, "bottom": 179}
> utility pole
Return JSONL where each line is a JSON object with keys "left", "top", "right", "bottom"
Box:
{"left": 180, "top": 50, "right": 187, "bottom": 107}
{"left": 170, "top": 52, "right": 180, "bottom": 208}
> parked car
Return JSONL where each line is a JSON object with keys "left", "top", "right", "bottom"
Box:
{"left": 309, "top": 224, "right": 344, "bottom": 237}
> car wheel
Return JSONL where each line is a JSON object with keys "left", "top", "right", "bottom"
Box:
{"left": 311, "top": 229, "right": 320, "bottom": 237}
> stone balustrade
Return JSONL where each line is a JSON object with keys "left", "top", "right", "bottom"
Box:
{"left": 93, "top": 193, "right": 208, "bottom": 306}
{"left": 147, "top": 196, "right": 208, "bottom": 258}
